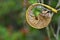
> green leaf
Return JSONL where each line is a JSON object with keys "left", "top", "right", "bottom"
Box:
{"left": 33, "top": 7, "right": 42, "bottom": 17}
{"left": 50, "top": 0, "right": 58, "bottom": 8}
{"left": 29, "top": 0, "right": 37, "bottom": 4}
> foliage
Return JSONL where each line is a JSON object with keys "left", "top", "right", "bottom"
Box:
{"left": 0, "top": 0, "right": 60, "bottom": 40}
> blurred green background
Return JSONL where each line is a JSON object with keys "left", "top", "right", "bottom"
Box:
{"left": 0, "top": 0, "right": 60, "bottom": 40}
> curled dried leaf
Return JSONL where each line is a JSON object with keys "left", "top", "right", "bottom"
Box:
{"left": 26, "top": 3, "right": 57, "bottom": 29}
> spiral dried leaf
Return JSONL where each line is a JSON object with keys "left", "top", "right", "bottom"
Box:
{"left": 26, "top": 3, "right": 56, "bottom": 29}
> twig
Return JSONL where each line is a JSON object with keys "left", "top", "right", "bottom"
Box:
{"left": 57, "top": 8, "right": 60, "bottom": 11}
{"left": 37, "top": 0, "right": 44, "bottom": 3}
{"left": 46, "top": 27, "right": 51, "bottom": 40}
{"left": 56, "top": 0, "right": 60, "bottom": 8}
{"left": 56, "top": 26, "right": 60, "bottom": 40}
{"left": 41, "top": 0, "right": 44, "bottom": 3}
{"left": 50, "top": 25, "right": 57, "bottom": 40}
{"left": 37, "top": 0, "right": 40, "bottom": 3}
{"left": 56, "top": 17, "right": 60, "bottom": 40}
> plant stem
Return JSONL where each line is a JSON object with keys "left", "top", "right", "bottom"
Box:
{"left": 50, "top": 25, "right": 57, "bottom": 38}
{"left": 56, "top": 17, "right": 60, "bottom": 40}
{"left": 46, "top": 27, "right": 51, "bottom": 40}
{"left": 56, "top": 0, "right": 60, "bottom": 8}
{"left": 56, "top": 26, "right": 60, "bottom": 40}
